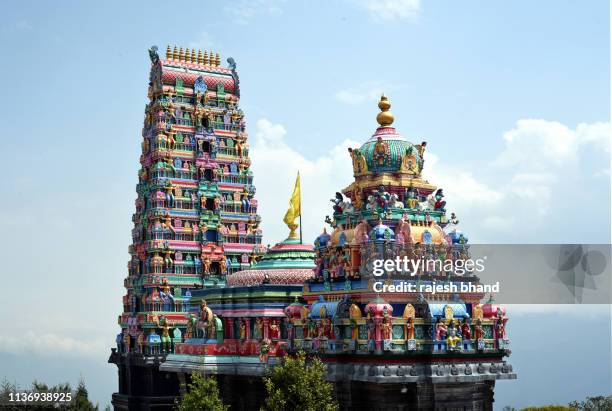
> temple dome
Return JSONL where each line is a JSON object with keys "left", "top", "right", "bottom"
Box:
{"left": 226, "top": 237, "right": 315, "bottom": 286}
{"left": 360, "top": 95, "right": 422, "bottom": 173}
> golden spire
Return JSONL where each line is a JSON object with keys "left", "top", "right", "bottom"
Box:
{"left": 197, "top": 49, "right": 203, "bottom": 64}
{"left": 190, "top": 48, "right": 196, "bottom": 63}
{"left": 215, "top": 52, "right": 221, "bottom": 66}
{"left": 203, "top": 51, "right": 209, "bottom": 65}
{"left": 179, "top": 47, "right": 185, "bottom": 62}
{"left": 172, "top": 46, "right": 178, "bottom": 61}
{"left": 376, "top": 94, "right": 394, "bottom": 127}
{"left": 166, "top": 45, "right": 171, "bottom": 60}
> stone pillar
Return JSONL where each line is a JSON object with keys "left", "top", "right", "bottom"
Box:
{"left": 263, "top": 318, "right": 270, "bottom": 339}
{"left": 227, "top": 318, "right": 235, "bottom": 339}
{"left": 244, "top": 318, "right": 251, "bottom": 339}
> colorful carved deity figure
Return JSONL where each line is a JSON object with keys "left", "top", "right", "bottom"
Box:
{"left": 495, "top": 308, "right": 508, "bottom": 340}
{"left": 167, "top": 130, "right": 175, "bottom": 150}
{"left": 165, "top": 182, "right": 175, "bottom": 207}
{"left": 202, "top": 256, "right": 211, "bottom": 275}
{"left": 348, "top": 147, "right": 368, "bottom": 175}
{"left": 331, "top": 192, "right": 345, "bottom": 214}
{"left": 307, "top": 318, "right": 316, "bottom": 339}
{"left": 122, "top": 330, "right": 131, "bottom": 353}
{"left": 155, "top": 315, "right": 173, "bottom": 353}
{"left": 381, "top": 316, "right": 392, "bottom": 341}
{"left": 239, "top": 319, "right": 247, "bottom": 340}
{"left": 461, "top": 318, "right": 472, "bottom": 340}
{"left": 405, "top": 186, "right": 419, "bottom": 209}
{"left": 435, "top": 317, "right": 448, "bottom": 340}
{"left": 185, "top": 314, "right": 197, "bottom": 339}
{"left": 373, "top": 136, "right": 389, "bottom": 166}
{"left": 137, "top": 331, "right": 146, "bottom": 353}
{"left": 474, "top": 319, "right": 484, "bottom": 341}
{"left": 253, "top": 317, "right": 263, "bottom": 340}
{"left": 374, "top": 185, "right": 391, "bottom": 211}
{"left": 323, "top": 318, "right": 333, "bottom": 338}
{"left": 240, "top": 186, "right": 251, "bottom": 212}
{"left": 415, "top": 141, "right": 427, "bottom": 171}
{"left": 400, "top": 146, "right": 419, "bottom": 174}
{"left": 353, "top": 220, "right": 370, "bottom": 245}
{"left": 405, "top": 317, "right": 415, "bottom": 340}
{"left": 432, "top": 189, "right": 446, "bottom": 211}
{"left": 395, "top": 214, "right": 412, "bottom": 245}
{"left": 446, "top": 325, "right": 461, "bottom": 350}
{"left": 269, "top": 319, "right": 280, "bottom": 340}
{"left": 219, "top": 258, "right": 227, "bottom": 275}
{"left": 349, "top": 304, "right": 362, "bottom": 340}
{"left": 403, "top": 304, "right": 416, "bottom": 340}
{"left": 199, "top": 300, "right": 213, "bottom": 338}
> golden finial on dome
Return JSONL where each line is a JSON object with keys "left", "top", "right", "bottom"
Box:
{"left": 376, "top": 94, "right": 394, "bottom": 127}
{"left": 166, "top": 45, "right": 171, "bottom": 60}
{"left": 190, "top": 48, "right": 196, "bottom": 63}
{"left": 215, "top": 52, "right": 221, "bottom": 66}
{"left": 203, "top": 50, "right": 209, "bottom": 65}
{"left": 179, "top": 47, "right": 185, "bottom": 62}
{"left": 172, "top": 46, "right": 178, "bottom": 61}
{"left": 197, "top": 49, "right": 203, "bottom": 64}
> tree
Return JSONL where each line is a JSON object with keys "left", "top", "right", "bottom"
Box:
{"left": 68, "top": 379, "right": 98, "bottom": 411}
{"left": 262, "top": 351, "right": 338, "bottom": 411}
{"left": 569, "top": 395, "right": 612, "bottom": 411}
{"left": 521, "top": 407, "right": 574, "bottom": 411}
{"left": 175, "top": 373, "right": 228, "bottom": 411}
{"left": 1, "top": 378, "right": 98, "bottom": 411}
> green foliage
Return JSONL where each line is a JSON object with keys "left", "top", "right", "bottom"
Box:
{"left": 569, "top": 396, "right": 612, "bottom": 411}
{"left": 521, "top": 407, "right": 574, "bottom": 411}
{"left": 262, "top": 351, "right": 338, "bottom": 411}
{"left": 1, "top": 378, "right": 98, "bottom": 410}
{"left": 175, "top": 373, "right": 228, "bottom": 411}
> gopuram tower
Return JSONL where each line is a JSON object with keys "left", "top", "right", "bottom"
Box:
{"left": 109, "top": 45, "right": 264, "bottom": 409}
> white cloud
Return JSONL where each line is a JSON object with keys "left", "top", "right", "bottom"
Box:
{"left": 0, "top": 331, "right": 107, "bottom": 359}
{"left": 358, "top": 0, "right": 421, "bottom": 21}
{"left": 251, "top": 119, "right": 358, "bottom": 245}
{"left": 251, "top": 117, "right": 609, "bottom": 244}
{"left": 225, "top": 0, "right": 285, "bottom": 25}
{"left": 496, "top": 119, "right": 610, "bottom": 170}
{"left": 423, "top": 119, "right": 610, "bottom": 241}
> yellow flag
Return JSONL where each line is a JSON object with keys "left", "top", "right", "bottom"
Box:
{"left": 283, "top": 172, "right": 301, "bottom": 234}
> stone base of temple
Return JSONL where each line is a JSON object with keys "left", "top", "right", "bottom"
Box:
{"left": 109, "top": 371, "right": 499, "bottom": 410}
{"left": 339, "top": 380, "right": 496, "bottom": 411}
{"left": 216, "top": 376, "right": 497, "bottom": 411}
{"left": 109, "top": 350, "right": 181, "bottom": 410}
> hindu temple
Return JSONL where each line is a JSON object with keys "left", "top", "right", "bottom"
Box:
{"left": 110, "top": 46, "right": 515, "bottom": 410}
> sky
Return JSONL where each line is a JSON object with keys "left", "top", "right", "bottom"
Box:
{"left": 0, "top": 0, "right": 610, "bottom": 409}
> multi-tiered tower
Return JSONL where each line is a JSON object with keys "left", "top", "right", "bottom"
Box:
{"left": 109, "top": 45, "right": 264, "bottom": 409}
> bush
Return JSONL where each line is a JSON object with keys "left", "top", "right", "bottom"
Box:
{"left": 175, "top": 373, "right": 228, "bottom": 411}
{"left": 262, "top": 351, "right": 338, "bottom": 411}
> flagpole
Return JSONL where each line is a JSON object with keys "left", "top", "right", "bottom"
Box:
{"left": 298, "top": 172, "right": 303, "bottom": 244}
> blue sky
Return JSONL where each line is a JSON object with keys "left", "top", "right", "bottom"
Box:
{"left": 0, "top": 0, "right": 610, "bottom": 409}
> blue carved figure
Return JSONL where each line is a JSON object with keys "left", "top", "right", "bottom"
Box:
{"left": 194, "top": 76, "right": 207, "bottom": 94}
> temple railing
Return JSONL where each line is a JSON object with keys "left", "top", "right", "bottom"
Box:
{"left": 286, "top": 317, "right": 507, "bottom": 354}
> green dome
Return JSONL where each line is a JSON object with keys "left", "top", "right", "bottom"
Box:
{"left": 361, "top": 127, "right": 421, "bottom": 173}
